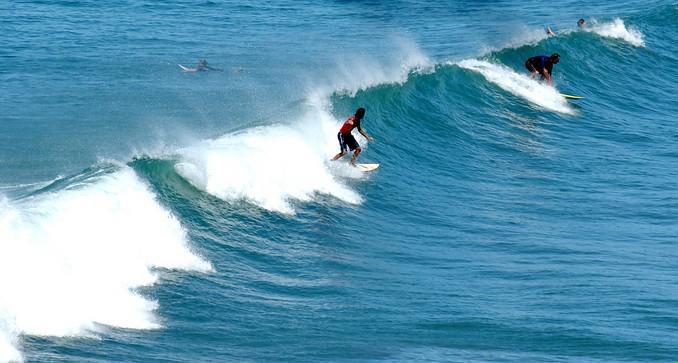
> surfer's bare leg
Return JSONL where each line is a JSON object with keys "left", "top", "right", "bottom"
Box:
{"left": 350, "top": 148, "right": 361, "bottom": 165}
{"left": 332, "top": 151, "right": 346, "bottom": 161}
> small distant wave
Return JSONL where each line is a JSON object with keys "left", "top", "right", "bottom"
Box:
{"left": 588, "top": 18, "right": 645, "bottom": 47}
{"left": 0, "top": 168, "right": 212, "bottom": 362}
{"left": 456, "top": 59, "right": 574, "bottom": 115}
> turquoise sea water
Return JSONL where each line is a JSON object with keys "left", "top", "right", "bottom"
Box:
{"left": 2, "top": 1, "right": 678, "bottom": 362}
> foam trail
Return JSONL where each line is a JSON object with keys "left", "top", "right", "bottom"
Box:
{"left": 588, "top": 18, "right": 645, "bottom": 47}
{"left": 457, "top": 59, "right": 574, "bottom": 115}
{"left": 0, "top": 168, "right": 212, "bottom": 361}
{"left": 175, "top": 109, "right": 364, "bottom": 214}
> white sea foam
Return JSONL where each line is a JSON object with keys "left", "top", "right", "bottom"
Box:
{"left": 0, "top": 168, "right": 211, "bottom": 362}
{"left": 175, "top": 41, "right": 430, "bottom": 215}
{"left": 1, "top": 42, "right": 431, "bottom": 359}
{"left": 175, "top": 110, "right": 364, "bottom": 214}
{"left": 0, "top": 317, "right": 21, "bottom": 363}
{"left": 457, "top": 59, "right": 574, "bottom": 115}
{"left": 588, "top": 18, "right": 645, "bottom": 47}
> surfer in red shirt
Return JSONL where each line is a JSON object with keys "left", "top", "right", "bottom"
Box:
{"left": 332, "top": 107, "right": 373, "bottom": 165}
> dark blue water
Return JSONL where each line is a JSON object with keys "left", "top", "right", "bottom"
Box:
{"left": 2, "top": 1, "right": 678, "bottom": 362}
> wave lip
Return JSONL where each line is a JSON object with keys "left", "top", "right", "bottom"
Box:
{"left": 0, "top": 168, "right": 212, "bottom": 362}
{"left": 588, "top": 18, "right": 645, "bottom": 47}
{"left": 457, "top": 59, "right": 574, "bottom": 115}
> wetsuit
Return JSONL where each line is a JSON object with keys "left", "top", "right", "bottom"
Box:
{"left": 337, "top": 116, "right": 361, "bottom": 152}
{"left": 525, "top": 55, "right": 554, "bottom": 77}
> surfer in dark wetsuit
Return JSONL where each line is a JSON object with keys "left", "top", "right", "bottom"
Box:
{"left": 197, "top": 59, "right": 223, "bottom": 72}
{"left": 195, "top": 59, "right": 223, "bottom": 71}
{"left": 196, "top": 59, "right": 210, "bottom": 71}
{"left": 332, "top": 107, "right": 373, "bottom": 165}
{"left": 525, "top": 53, "right": 560, "bottom": 85}
{"left": 180, "top": 59, "right": 223, "bottom": 72}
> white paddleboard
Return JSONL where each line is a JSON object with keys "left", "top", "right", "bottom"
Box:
{"left": 355, "top": 163, "right": 379, "bottom": 172}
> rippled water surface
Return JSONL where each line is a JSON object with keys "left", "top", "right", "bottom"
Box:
{"left": 1, "top": 1, "right": 677, "bottom": 362}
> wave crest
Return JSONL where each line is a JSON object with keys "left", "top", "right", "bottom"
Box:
{"left": 175, "top": 111, "right": 364, "bottom": 214}
{"left": 588, "top": 18, "right": 645, "bottom": 47}
{"left": 457, "top": 59, "right": 574, "bottom": 115}
{"left": 0, "top": 168, "right": 211, "bottom": 361}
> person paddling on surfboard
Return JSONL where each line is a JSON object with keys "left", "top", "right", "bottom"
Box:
{"left": 332, "top": 107, "right": 373, "bottom": 166}
{"left": 525, "top": 53, "right": 560, "bottom": 86}
{"left": 179, "top": 59, "right": 222, "bottom": 72}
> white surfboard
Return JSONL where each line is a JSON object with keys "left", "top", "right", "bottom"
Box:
{"left": 355, "top": 163, "right": 380, "bottom": 172}
{"left": 178, "top": 64, "right": 198, "bottom": 72}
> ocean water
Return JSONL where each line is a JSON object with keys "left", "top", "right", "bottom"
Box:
{"left": 2, "top": 1, "right": 678, "bottom": 362}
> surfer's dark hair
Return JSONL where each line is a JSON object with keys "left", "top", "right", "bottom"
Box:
{"left": 551, "top": 53, "right": 560, "bottom": 59}
{"left": 355, "top": 107, "right": 366, "bottom": 119}
{"left": 578, "top": 18, "right": 585, "bottom": 24}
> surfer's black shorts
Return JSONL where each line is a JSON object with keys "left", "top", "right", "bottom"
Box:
{"left": 338, "top": 132, "right": 359, "bottom": 152}
{"left": 525, "top": 60, "right": 538, "bottom": 73}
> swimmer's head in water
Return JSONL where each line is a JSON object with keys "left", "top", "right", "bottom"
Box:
{"left": 578, "top": 18, "right": 586, "bottom": 27}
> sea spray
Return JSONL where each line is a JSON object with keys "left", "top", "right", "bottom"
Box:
{"left": 175, "top": 113, "right": 363, "bottom": 214}
{"left": 0, "top": 168, "right": 211, "bottom": 359}
{"left": 588, "top": 18, "right": 645, "bottom": 47}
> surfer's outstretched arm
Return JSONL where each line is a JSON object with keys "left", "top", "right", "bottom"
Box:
{"left": 358, "top": 126, "right": 373, "bottom": 142}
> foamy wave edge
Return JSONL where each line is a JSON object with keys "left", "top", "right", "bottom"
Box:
{"left": 588, "top": 18, "right": 645, "bottom": 47}
{"left": 0, "top": 167, "right": 212, "bottom": 362}
{"left": 455, "top": 59, "right": 575, "bottom": 115}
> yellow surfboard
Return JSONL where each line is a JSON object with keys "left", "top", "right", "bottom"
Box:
{"left": 560, "top": 93, "right": 584, "bottom": 100}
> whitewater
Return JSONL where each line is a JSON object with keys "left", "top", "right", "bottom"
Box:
{"left": 2, "top": 2, "right": 677, "bottom": 362}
